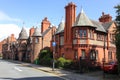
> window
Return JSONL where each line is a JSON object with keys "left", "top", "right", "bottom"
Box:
{"left": 97, "top": 34, "right": 104, "bottom": 41}
{"left": 75, "top": 29, "right": 78, "bottom": 38}
{"left": 96, "top": 50, "right": 98, "bottom": 60}
{"left": 79, "top": 30, "right": 83, "bottom": 37}
{"left": 90, "top": 50, "right": 97, "bottom": 60}
{"left": 81, "top": 50, "right": 85, "bottom": 59}
{"left": 110, "top": 34, "right": 115, "bottom": 43}
{"left": 74, "top": 29, "right": 87, "bottom": 38}
{"left": 83, "top": 30, "right": 87, "bottom": 37}
{"left": 108, "top": 51, "right": 112, "bottom": 60}
{"left": 74, "top": 50, "right": 78, "bottom": 59}
{"left": 89, "top": 30, "right": 93, "bottom": 39}
{"left": 35, "top": 38, "right": 39, "bottom": 43}
{"left": 79, "top": 29, "right": 87, "bottom": 38}
{"left": 60, "top": 36, "right": 64, "bottom": 45}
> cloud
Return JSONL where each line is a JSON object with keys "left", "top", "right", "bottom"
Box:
{"left": 0, "top": 11, "right": 30, "bottom": 41}
{"left": 0, "top": 24, "right": 30, "bottom": 41}
{"left": 0, "top": 11, "right": 21, "bottom": 22}
{"left": 0, "top": 24, "right": 21, "bottom": 41}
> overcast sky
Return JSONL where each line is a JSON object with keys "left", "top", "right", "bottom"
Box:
{"left": 0, "top": 0, "right": 119, "bottom": 41}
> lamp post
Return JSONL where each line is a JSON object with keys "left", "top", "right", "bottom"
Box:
{"left": 103, "top": 34, "right": 106, "bottom": 78}
{"left": 52, "top": 32, "right": 56, "bottom": 71}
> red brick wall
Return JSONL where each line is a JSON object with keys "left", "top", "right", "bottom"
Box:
{"left": 64, "top": 2, "right": 76, "bottom": 46}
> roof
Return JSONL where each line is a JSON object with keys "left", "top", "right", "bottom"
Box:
{"left": 73, "top": 9, "right": 95, "bottom": 27}
{"left": 42, "top": 27, "right": 51, "bottom": 36}
{"left": 32, "top": 27, "right": 42, "bottom": 37}
{"left": 91, "top": 20, "right": 106, "bottom": 32}
{"left": 102, "top": 21, "right": 114, "bottom": 31}
{"left": 18, "top": 27, "right": 28, "bottom": 40}
{"left": 56, "top": 19, "right": 65, "bottom": 34}
{"left": 73, "top": 8, "right": 107, "bottom": 33}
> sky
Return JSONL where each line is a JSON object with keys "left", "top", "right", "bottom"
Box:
{"left": 0, "top": 0, "right": 119, "bottom": 41}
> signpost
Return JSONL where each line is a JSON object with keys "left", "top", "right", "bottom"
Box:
{"left": 52, "top": 41, "right": 56, "bottom": 71}
{"left": 52, "top": 42, "right": 56, "bottom": 47}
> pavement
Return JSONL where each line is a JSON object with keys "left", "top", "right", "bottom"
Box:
{"left": 6, "top": 60, "right": 120, "bottom": 80}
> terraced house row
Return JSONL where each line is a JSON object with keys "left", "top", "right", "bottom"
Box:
{"left": 2, "top": 17, "right": 56, "bottom": 63}
{"left": 1, "top": 2, "right": 116, "bottom": 66}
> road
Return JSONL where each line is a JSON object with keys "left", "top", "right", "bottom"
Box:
{"left": 0, "top": 59, "right": 64, "bottom": 80}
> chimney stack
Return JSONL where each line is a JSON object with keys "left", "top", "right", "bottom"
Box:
{"left": 64, "top": 2, "right": 76, "bottom": 45}
{"left": 99, "top": 12, "right": 112, "bottom": 23}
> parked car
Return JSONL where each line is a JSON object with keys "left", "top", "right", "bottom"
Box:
{"left": 101, "top": 61, "right": 118, "bottom": 74}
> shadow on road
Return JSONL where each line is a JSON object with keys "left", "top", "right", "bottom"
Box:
{"left": 0, "top": 76, "right": 64, "bottom": 80}
{"left": 0, "top": 59, "right": 22, "bottom": 64}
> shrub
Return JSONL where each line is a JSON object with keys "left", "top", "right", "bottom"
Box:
{"left": 41, "top": 57, "right": 52, "bottom": 66}
{"left": 64, "top": 60, "right": 73, "bottom": 68}
{"left": 56, "top": 57, "right": 73, "bottom": 69}
{"left": 56, "top": 57, "right": 66, "bottom": 68}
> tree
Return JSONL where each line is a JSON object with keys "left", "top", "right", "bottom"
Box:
{"left": 115, "top": 4, "right": 120, "bottom": 75}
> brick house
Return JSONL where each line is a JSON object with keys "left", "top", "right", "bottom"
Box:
{"left": 2, "top": 34, "right": 16, "bottom": 59}
{"left": 54, "top": 2, "right": 116, "bottom": 66}
{"left": 2, "top": 2, "right": 116, "bottom": 66}
{"left": 2, "top": 17, "right": 56, "bottom": 63}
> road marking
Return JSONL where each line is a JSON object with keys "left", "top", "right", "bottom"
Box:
{"left": 14, "top": 67, "right": 22, "bottom": 72}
